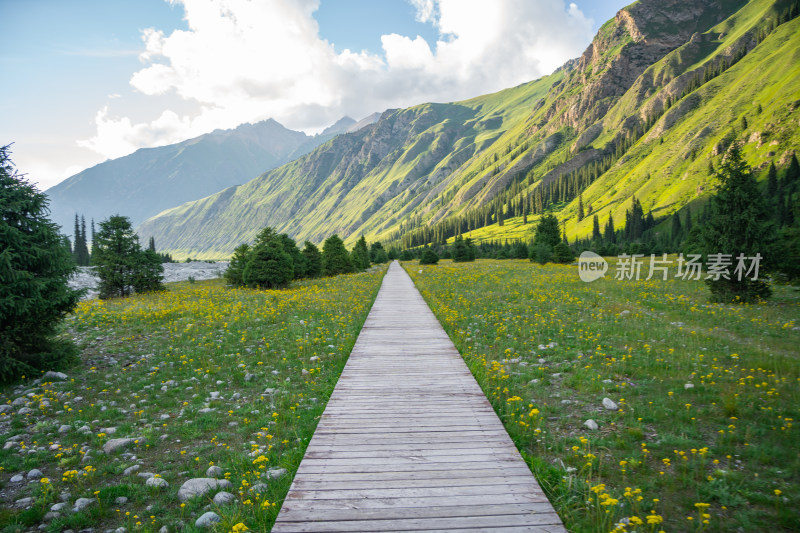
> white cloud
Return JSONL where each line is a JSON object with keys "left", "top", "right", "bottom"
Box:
{"left": 79, "top": 0, "right": 593, "bottom": 160}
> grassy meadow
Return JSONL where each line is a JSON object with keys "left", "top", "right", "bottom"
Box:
{"left": 0, "top": 267, "right": 386, "bottom": 532}
{"left": 405, "top": 259, "right": 799, "bottom": 532}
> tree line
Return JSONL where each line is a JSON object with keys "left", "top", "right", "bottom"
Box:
{"left": 224, "top": 229, "right": 392, "bottom": 289}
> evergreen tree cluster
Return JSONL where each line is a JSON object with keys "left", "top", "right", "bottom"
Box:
{"left": 225, "top": 228, "right": 391, "bottom": 289}
{"left": 1, "top": 146, "right": 81, "bottom": 382}
{"left": 71, "top": 214, "right": 92, "bottom": 266}
{"left": 92, "top": 215, "right": 165, "bottom": 299}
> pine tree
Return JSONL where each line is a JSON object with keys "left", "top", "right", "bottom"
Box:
{"left": 243, "top": 240, "right": 293, "bottom": 289}
{"left": 592, "top": 214, "right": 601, "bottom": 240}
{"left": 322, "top": 235, "right": 354, "bottom": 276}
{"left": 604, "top": 214, "right": 616, "bottom": 243}
{"left": 671, "top": 212, "right": 683, "bottom": 244}
{"left": 452, "top": 235, "right": 472, "bottom": 262}
{"left": 93, "top": 215, "right": 164, "bottom": 298}
{"left": 351, "top": 235, "right": 370, "bottom": 271}
{"left": 766, "top": 162, "right": 778, "bottom": 198}
{"left": 534, "top": 214, "right": 561, "bottom": 249}
{"left": 577, "top": 193, "right": 584, "bottom": 221}
{"left": 225, "top": 244, "right": 251, "bottom": 286}
{"left": 684, "top": 206, "right": 693, "bottom": 234}
{"left": 701, "top": 143, "right": 774, "bottom": 302}
{"left": 277, "top": 234, "right": 303, "bottom": 279}
{"left": 787, "top": 154, "right": 800, "bottom": 187}
{"left": 148, "top": 236, "right": 156, "bottom": 252}
{"left": 0, "top": 145, "right": 81, "bottom": 382}
{"left": 302, "top": 241, "right": 323, "bottom": 278}
{"left": 419, "top": 248, "right": 439, "bottom": 265}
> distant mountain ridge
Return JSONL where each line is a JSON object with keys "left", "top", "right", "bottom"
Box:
{"left": 44, "top": 115, "right": 378, "bottom": 235}
{"left": 136, "top": 0, "right": 800, "bottom": 258}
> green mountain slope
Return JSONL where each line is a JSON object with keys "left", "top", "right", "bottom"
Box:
{"left": 138, "top": 0, "right": 800, "bottom": 259}
{"left": 44, "top": 118, "right": 350, "bottom": 234}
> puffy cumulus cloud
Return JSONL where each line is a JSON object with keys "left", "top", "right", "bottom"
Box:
{"left": 80, "top": 0, "right": 593, "bottom": 159}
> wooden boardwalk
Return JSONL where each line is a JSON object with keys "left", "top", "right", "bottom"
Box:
{"left": 272, "top": 261, "right": 566, "bottom": 532}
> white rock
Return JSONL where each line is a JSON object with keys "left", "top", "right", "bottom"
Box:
{"left": 195, "top": 512, "right": 221, "bottom": 528}
{"left": 684, "top": 383, "right": 694, "bottom": 389}
{"left": 212, "top": 491, "right": 235, "bottom": 505}
{"left": 602, "top": 398, "right": 618, "bottom": 410}
{"left": 27, "top": 468, "right": 44, "bottom": 480}
{"left": 51, "top": 502, "right": 68, "bottom": 512}
{"left": 43, "top": 371, "right": 68, "bottom": 381}
{"left": 115, "top": 497, "right": 128, "bottom": 505}
{"left": 206, "top": 465, "right": 223, "bottom": 478}
{"left": 16, "top": 497, "right": 34, "bottom": 507}
{"left": 103, "top": 437, "right": 140, "bottom": 454}
{"left": 250, "top": 482, "right": 268, "bottom": 494}
{"left": 0, "top": 404, "right": 13, "bottom": 413}
{"left": 178, "top": 478, "right": 231, "bottom": 501}
{"left": 209, "top": 392, "right": 220, "bottom": 399}
{"left": 265, "top": 467, "right": 287, "bottom": 479}
{"left": 10, "top": 474, "right": 24, "bottom": 482}
{"left": 73, "top": 497, "right": 94, "bottom": 512}
{"left": 123, "top": 465, "right": 140, "bottom": 476}
{"left": 584, "top": 419, "right": 599, "bottom": 430}
{"left": 146, "top": 477, "right": 169, "bottom": 488}
{"left": 58, "top": 425, "right": 72, "bottom": 433}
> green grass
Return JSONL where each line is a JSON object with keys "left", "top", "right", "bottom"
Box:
{"left": 405, "top": 259, "right": 799, "bottom": 532}
{"left": 0, "top": 267, "right": 386, "bottom": 532}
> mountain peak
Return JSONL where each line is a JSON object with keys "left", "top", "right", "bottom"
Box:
{"left": 321, "top": 116, "right": 357, "bottom": 136}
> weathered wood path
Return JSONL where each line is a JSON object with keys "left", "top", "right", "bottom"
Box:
{"left": 272, "top": 261, "right": 566, "bottom": 532}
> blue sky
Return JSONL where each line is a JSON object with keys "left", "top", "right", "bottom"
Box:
{"left": 0, "top": 0, "right": 629, "bottom": 190}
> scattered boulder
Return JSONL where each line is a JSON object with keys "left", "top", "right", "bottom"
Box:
{"left": 178, "top": 478, "right": 231, "bottom": 501}
{"left": 602, "top": 398, "right": 618, "bottom": 410}
{"left": 103, "top": 437, "right": 140, "bottom": 454}
{"left": 584, "top": 419, "right": 599, "bottom": 430}
{"left": 265, "top": 467, "right": 287, "bottom": 479}
{"left": 43, "top": 371, "right": 68, "bottom": 381}
{"left": 146, "top": 477, "right": 169, "bottom": 488}
{"left": 206, "top": 465, "right": 223, "bottom": 478}
{"left": 123, "top": 465, "right": 140, "bottom": 476}
{"left": 195, "top": 512, "right": 221, "bottom": 528}
{"left": 212, "top": 491, "right": 235, "bottom": 505}
{"left": 73, "top": 498, "right": 94, "bottom": 512}
{"left": 27, "top": 468, "right": 44, "bottom": 480}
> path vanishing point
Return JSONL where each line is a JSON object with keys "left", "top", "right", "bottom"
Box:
{"left": 272, "top": 261, "right": 567, "bottom": 532}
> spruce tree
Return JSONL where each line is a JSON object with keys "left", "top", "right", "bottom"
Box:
{"left": 419, "top": 248, "right": 439, "bottom": 265}
{"left": 243, "top": 240, "right": 293, "bottom": 289}
{"left": 93, "top": 215, "right": 164, "bottom": 298}
{"left": 225, "top": 244, "right": 251, "bottom": 286}
{"left": 552, "top": 241, "right": 575, "bottom": 263}
{"left": 701, "top": 143, "right": 774, "bottom": 302}
{"left": 786, "top": 154, "right": 800, "bottom": 189}
{"left": 592, "top": 214, "right": 601, "bottom": 240}
{"left": 351, "top": 235, "right": 370, "bottom": 271}
{"left": 577, "top": 193, "right": 584, "bottom": 221}
{"left": 604, "top": 214, "right": 616, "bottom": 243}
{"left": 534, "top": 214, "right": 561, "bottom": 249}
{"left": 0, "top": 145, "right": 81, "bottom": 382}
{"left": 322, "top": 235, "right": 354, "bottom": 276}
{"left": 148, "top": 236, "right": 156, "bottom": 252}
{"left": 671, "top": 212, "right": 683, "bottom": 245}
{"left": 766, "top": 162, "right": 778, "bottom": 198}
{"left": 452, "top": 235, "right": 471, "bottom": 262}
{"left": 301, "top": 241, "right": 323, "bottom": 278}
{"left": 277, "top": 234, "right": 303, "bottom": 279}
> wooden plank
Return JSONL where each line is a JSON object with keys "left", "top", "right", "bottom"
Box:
{"left": 272, "top": 261, "right": 565, "bottom": 532}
